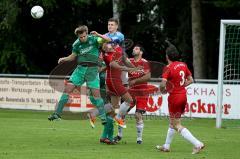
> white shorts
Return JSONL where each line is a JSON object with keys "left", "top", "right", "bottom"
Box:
{"left": 121, "top": 71, "right": 128, "bottom": 85}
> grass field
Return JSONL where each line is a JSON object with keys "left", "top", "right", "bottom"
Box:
{"left": 0, "top": 109, "right": 239, "bottom": 159}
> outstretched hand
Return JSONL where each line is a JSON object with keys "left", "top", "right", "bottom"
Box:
{"left": 90, "top": 31, "right": 99, "bottom": 36}
{"left": 58, "top": 57, "right": 66, "bottom": 64}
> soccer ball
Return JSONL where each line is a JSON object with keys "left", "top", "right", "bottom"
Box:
{"left": 31, "top": 6, "right": 44, "bottom": 19}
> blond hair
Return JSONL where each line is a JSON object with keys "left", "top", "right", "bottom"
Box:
{"left": 74, "top": 25, "right": 88, "bottom": 35}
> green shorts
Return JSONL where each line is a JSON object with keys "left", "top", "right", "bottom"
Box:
{"left": 69, "top": 66, "right": 100, "bottom": 89}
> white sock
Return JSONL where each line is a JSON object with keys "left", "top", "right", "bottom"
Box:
{"left": 180, "top": 128, "right": 201, "bottom": 147}
{"left": 117, "top": 126, "right": 123, "bottom": 137}
{"left": 164, "top": 127, "right": 176, "bottom": 149}
{"left": 89, "top": 108, "right": 99, "bottom": 117}
{"left": 116, "top": 102, "right": 130, "bottom": 119}
{"left": 136, "top": 121, "right": 144, "bottom": 141}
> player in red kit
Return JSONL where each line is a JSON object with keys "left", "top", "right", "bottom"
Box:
{"left": 156, "top": 42, "right": 204, "bottom": 154}
{"left": 114, "top": 44, "right": 155, "bottom": 144}
{"left": 89, "top": 18, "right": 137, "bottom": 144}
{"left": 102, "top": 43, "right": 139, "bottom": 128}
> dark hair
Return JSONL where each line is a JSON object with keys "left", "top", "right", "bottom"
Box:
{"left": 108, "top": 17, "right": 119, "bottom": 25}
{"left": 134, "top": 44, "right": 145, "bottom": 53}
{"left": 74, "top": 25, "right": 88, "bottom": 35}
{"left": 166, "top": 45, "right": 180, "bottom": 61}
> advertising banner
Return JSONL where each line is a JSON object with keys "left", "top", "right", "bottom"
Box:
{"left": 0, "top": 77, "right": 239, "bottom": 119}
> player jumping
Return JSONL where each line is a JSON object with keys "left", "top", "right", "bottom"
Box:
{"left": 48, "top": 25, "right": 109, "bottom": 125}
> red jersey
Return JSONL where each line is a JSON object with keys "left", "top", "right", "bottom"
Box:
{"left": 128, "top": 58, "right": 150, "bottom": 85}
{"left": 103, "top": 46, "right": 123, "bottom": 80}
{"left": 162, "top": 61, "right": 192, "bottom": 94}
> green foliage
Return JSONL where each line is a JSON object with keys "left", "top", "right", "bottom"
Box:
{"left": 0, "top": 0, "right": 28, "bottom": 73}
{"left": 213, "top": 0, "right": 240, "bottom": 8}
{"left": 26, "top": 0, "right": 57, "bottom": 9}
{"left": 0, "top": 43, "right": 29, "bottom": 73}
{"left": 0, "top": 0, "right": 19, "bottom": 31}
{"left": 121, "top": 0, "right": 191, "bottom": 64}
{"left": 71, "top": 0, "right": 110, "bottom": 6}
{"left": 0, "top": 0, "right": 239, "bottom": 76}
{"left": 0, "top": 0, "right": 112, "bottom": 74}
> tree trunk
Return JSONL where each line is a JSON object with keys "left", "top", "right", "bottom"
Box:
{"left": 112, "top": 0, "right": 121, "bottom": 30}
{"left": 191, "top": 0, "right": 207, "bottom": 79}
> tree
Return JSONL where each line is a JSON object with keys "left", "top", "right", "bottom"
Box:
{"left": 0, "top": 0, "right": 112, "bottom": 74}
{"left": 191, "top": 0, "right": 207, "bottom": 79}
{"left": 0, "top": 0, "right": 29, "bottom": 73}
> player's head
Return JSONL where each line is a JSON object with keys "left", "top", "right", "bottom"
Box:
{"left": 132, "top": 44, "right": 144, "bottom": 57}
{"left": 102, "top": 43, "right": 114, "bottom": 52}
{"left": 75, "top": 25, "right": 88, "bottom": 42}
{"left": 108, "top": 18, "right": 119, "bottom": 33}
{"left": 166, "top": 45, "right": 180, "bottom": 62}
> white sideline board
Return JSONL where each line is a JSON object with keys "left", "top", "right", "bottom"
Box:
{"left": 0, "top": 77, "right": 239, "bottom": 119}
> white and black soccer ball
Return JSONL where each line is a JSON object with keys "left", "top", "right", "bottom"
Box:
{"left": 31, "top": 6, "right": 44, "bottom": 19}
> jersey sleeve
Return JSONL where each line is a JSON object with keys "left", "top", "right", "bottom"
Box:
{"left": 162, "top": 65, "right": 170, "bottom": 80}
{"left": 118, "top": 32, "right": 124, "bottom": 42}
{"left": 143, "top": 60, "right": 150, "bottom": 74}
{"left": 72, "top": 39, "right": 79, "bottom": 55}
{"left": 91, "top": 36, "right": 100, "bottom": 48}
{"left": 97, "top": 37, "right": 105, "bottom": 46}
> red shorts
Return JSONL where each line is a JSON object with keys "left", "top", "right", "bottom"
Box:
{"left": 106, "top": 78, "right": 127, "bottom": 96}
{"left": 129, "top": 84, "right": 158, "bottom": 111}
{"left": 168, "top": 93, "right": 187, "bottom": 118}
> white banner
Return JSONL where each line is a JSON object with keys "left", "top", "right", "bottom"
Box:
{"left": 0, "top": 77, "right": 239, "bottom": 119}
{"left": 185, "top": 83, "right": 240, "bottom": 119}
{"left": 0, "top": 78, "right": 94, "bottom": 112}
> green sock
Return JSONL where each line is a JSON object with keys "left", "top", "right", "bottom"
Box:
{"left": 56, "top": 93, "right": 69, "bottom": 115}
{"left": 100, "top": 87, "right": 107, "bottom": 103}
{"left": 89, "top": 96, "right": 106, "bottom": 121}
{"left": 101, "top": 123, "right": 108, "bottom": 139}
{"left": 106, "top": 116, "right": 114, "bottom": 141}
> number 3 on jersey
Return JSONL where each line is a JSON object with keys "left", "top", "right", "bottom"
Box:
{"left": 179, "top": 70, "right": 185, "bottom": 86}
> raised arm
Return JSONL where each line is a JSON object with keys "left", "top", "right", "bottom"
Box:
{"left": 122, "top": 54, "right": 135, "bottom": 68}
{"left": 58, "top": 53, "right": 77, "bottom": 64}
{"left": 90, "top": 31, "right": 111, "bottom": 43}
{"left": 129, "top": 72, "right": 151, "bottom": 86}
{"left": 110, "top": 61, "right": 140, "bottom": 72}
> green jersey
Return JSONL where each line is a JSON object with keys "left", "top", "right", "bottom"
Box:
{"left": 72, "top": 35, "right": 101, "bottom": 64}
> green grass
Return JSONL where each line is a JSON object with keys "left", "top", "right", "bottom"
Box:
{"left": 0, "top": 109, "right": 240, "bottom": 159}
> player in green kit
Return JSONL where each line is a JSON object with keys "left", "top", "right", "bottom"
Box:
{"left": 48, "top": 25, "right": 109, "bottom": 125}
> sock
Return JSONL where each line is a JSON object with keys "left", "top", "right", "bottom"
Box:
{"left": 164, "top": 127, "right": 176, "bottom": 149}
{"left": 100, "top": 87, "right": 107, "bottom": 103}
{"left": 116, "top": 102, "right": 130, "bottom": 119}
{"left": 136, "top": 121, "right": 144, "bottom": 141}
{"left": 106, "top": 116, "right": 114, "bottom": 141}
{"left": 117, "top": 126, "right": 123, "bottom": 137}
{"left": 55, "top": 93, "right": 69, "bottom": 114}
{"left": 179, "top": 128, "right": 201, "bottom": 147}
{"left": 101, "top": 123, "right": 108, "bottom": 139}
{"left": 89, "top": 108, "right": 99, "bottom": 118}
{"left": 89, "top": 103, "right": 113, "bottom": 118}
{"left": 104, "top": 103, "right": 114, "bottom": 114}
{"left": 89, "top": 96, "right": 106, "bottom": 121}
